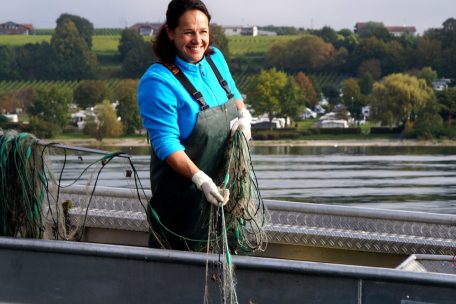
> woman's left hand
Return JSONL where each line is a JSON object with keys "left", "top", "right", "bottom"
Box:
{"left": 230, "top": 108, "right": 252, "bottom": 141}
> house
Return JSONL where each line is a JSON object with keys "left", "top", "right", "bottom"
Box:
{"left": 70, "top": 102, "right": 120, "bottom": 130}
{"left": 317, "top": 119, "right": 348, "bottom": 128}
{"left": 251, "top": 114, "right": 287, "bottom": 129}
{"left": 385, "top": 26, "right": 417, "bottom": 37}
{"left": 2, "top": 114, "right": 18, "bottom": 123}
{"left": 300, "top": 108, "right": 317, "bottom": 119}
{"left": 0, "top": 22, "right": 33, "bottom": 35}
{"left": 432, "top": 78, "right": 452, "bottom": 91}
{"left": 224, "top": 25, "right": 258, "bottom": 36}
{"left": 317, "top": 112, "right": 349, "bottom": 128}
{"left": 129, "top": 23, "right": 162, "bottom": 36}
{"left": 362, "top": 106, "right": 371, "bottom": 120}
{"left": 354, "top": 22, "right": 416, "bottom": 37}
{"left": 224, "top": 25, "right": 275, "bottom": 37}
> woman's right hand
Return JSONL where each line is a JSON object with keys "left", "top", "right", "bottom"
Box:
{"left": 192, "top": 170, "right": 228, "bottom": 206}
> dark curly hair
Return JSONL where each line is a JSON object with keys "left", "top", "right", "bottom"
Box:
{"left": 153, "top": 0, "right": 215, "bottom": 63}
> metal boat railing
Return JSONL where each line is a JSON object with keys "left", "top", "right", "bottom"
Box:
{"left": 59, "top": 185, "right": 456, "bottom": 257}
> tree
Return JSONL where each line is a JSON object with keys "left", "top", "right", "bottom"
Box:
{"left": 15, "top": 42, "right": 57, "bottom": 80}
{"left": 382, "top": 40, "right": 406, "bottom": 74}
{"left": 28, "top": 85, "right": 72, "bottom": 130}
{"left": 350, "top": 37, "right": 386, "bottom": 74}
{"left": 0, "top": 46, "right": 19, "bottom": 80}
{"left": 266, "top": 35, "right": 335, "bottom": 72}
{"left": 56, "top": 13, "right": 94, "bottom": 48}
{"left": 335, "top": 29, "right": 360, "bottom": 53}
{"left": 246, "top": 68, "right": 288, "bottom": 126}
{"left": 370, "top": 73, "right": 435, "bottom": 128}
{"left": 414, "top": 37, "right": 442, "bottom": 70}
{"left": 311, "top": 26, "right": 338, "bottom": 44}
{"left": 51, "top": 19, "right": 97, "bottom": 79}
{"left": 440, "top": 18, "right": 456, "bottom": 49}
{"left": 413, "top": 100, "right": 443, "bottom": 139}
{"left": 28, "top": 116, "right": 60, "bottom": 139}
{"left": 341, "top": 78, "right": 364, "bottom": 121}
{"left": 358, "top": 59, "right": 382, "bottom": 80}
{"left": 73, "top": 80, "right": 112, "bottom": 108}
{"left": 279, "top": 77, "right": 305, "bottom": 126}
{"left": 121, "top": 42, "right": 155, "bottom": 78}
{"left": 295, "top": 72, "right": 318, "bottom": 109}
{"left": 356, "top": 22, "right": 392, "bottom": 41}
{"left": 118, "top": 28, "right": 156, "bottom": 78}
{"left": 115, "top": 79, "right": 142, "bottom": 134}
{"left": 321, "top": 84, "right": 340, "bottom": 107}
{"left": 359, "top": 73, "right": 374, "bottom": 95}
{"left": 416, "top": 67, "right": 438, "bottom": 87}
{"left": 118, "top": 28, "right": 146, "bottom": 62}
{"left": 437, "top": 88, "right": 456, "bottom": 125}
{"left": 210, "top": 23, "right": 229, "bottom": 59}
{"left": 83, "top": 100, "right": 123, "bottom": 141}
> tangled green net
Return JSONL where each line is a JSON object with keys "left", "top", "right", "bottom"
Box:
{"left": 0, "top": 130, "right": 46, "bottom": 238}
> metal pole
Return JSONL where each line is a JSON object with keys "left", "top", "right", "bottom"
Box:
{"left": 37, "top": 142, "right": 131, "bottom": 159}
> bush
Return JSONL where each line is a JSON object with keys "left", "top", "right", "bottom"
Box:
{"left": 252, "top": 129, "right": 300, "bottom": 140}
{"left": 308, "top": 128, "right": 361, "bottom": 135}
{"left": 29, "top": 116, "right": 61, "bottom": 139}
{"left": 369, "top": 127, "right": 402, "bottom": 134}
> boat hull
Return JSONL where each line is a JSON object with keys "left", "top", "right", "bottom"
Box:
{"left": 1, "top": 237, "right": 456, "bottom": 304}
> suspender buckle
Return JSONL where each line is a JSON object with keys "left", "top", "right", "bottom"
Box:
{"left": 193, "top": 91, "right": 209, "bottom": 110}
{"left": 193, "top": 91, "right": 203, "bottom": 100}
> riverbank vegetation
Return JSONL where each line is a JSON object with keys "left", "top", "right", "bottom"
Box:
{"left": 1, "top": 15, "right": 456, "bottom": 141}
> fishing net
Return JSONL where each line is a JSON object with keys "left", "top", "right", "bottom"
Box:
{"left": 203, "top": 130, "right": 270, "bottom": 304}
{"left": 0, "top": 130, "right": 45, "bottom": 238}
{"left": 0, "top": 130, "right": 146, "bottom": 242}
{"left": 221, "top": 130, "right": 270, "bottom": 254}
{"left": 1, "top": 129, "right": 268, "bottom": 304}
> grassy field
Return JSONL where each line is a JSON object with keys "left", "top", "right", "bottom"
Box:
{"left": 0, "top": 34, "right": 301, "bottom": 56}
{"left": 0, "top": 35, "right": 121, "bottom": 54}
{"left": 228, "top": 35, "right": 301, "bottom": 55}
{"left": 0, "top": 35, "right": 51, "bottom": 46}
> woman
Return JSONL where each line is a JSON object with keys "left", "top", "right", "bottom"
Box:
{"left": 137, "top": 0, "right": 251, "bottom": 250}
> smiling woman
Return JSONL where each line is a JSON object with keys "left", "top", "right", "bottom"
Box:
{"left": 137, "top": 0, "right": 258, "bottom": 255}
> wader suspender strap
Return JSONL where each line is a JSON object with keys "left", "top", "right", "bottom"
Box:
{"left": 159, "top": 61, "right": 209, "bottom": 111}
{"left": 206, "top": 56, "right": 235, "bottom": 99}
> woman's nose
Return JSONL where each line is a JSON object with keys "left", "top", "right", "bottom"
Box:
{"left": 191, "top": 33, "right": 201, "bottom": 44}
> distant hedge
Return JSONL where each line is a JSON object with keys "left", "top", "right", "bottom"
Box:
{"left": 309, "top": 128, "right": 362, "bottom": 135}
{"left": 370, "top": 127, "right": 402, "bottom": 134}
{"left": 251, "top": 126, "right": 404, "bottom": 140}
{"left": 252, "top": 129, "right": 300, "bottom": 140}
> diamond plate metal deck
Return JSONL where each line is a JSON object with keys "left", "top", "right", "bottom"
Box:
{"left": 59, "top": 185, "right": 456, "bottom": 255}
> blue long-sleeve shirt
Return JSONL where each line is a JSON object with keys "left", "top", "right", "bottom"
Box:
{"left": 137, "top": 47, "right": 242, "bottom": 160}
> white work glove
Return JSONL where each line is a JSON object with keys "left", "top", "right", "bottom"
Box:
{"left": 192, "top": 170, "right": 229, "bottom": 206}
{"left": 230, "top": 108, "right": 252, "bottom": 141}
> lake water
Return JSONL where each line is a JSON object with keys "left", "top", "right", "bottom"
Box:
{"left": 48, "top": 144, "right": 456, "bottom": 215}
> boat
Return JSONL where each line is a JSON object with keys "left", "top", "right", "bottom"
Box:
{"left": 1, "top": 184, "right": 455, "bottom": 303}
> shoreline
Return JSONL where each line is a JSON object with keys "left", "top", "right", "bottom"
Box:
{"left": 50, "top": 137, "right": 456, "bottom": 148}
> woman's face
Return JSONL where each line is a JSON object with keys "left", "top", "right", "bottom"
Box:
{"left": 167, "top": 9, "right": 209, "bottom": 63}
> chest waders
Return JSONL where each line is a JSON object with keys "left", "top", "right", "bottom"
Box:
{"left": 148, "top": 56, "right": 238, "bottom": 250}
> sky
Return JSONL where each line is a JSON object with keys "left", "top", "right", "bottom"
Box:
{"left": 2, "top": 0, "right": 455, "bottom": 34}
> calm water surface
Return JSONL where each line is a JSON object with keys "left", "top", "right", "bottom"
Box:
{"left": 49, "top": 145, "right": 456, "bottom": 215}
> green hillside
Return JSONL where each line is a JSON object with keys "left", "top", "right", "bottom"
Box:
{"left": 228, "top": 35, "right": 301, "bottom": 56}
{"left": 0, "top": 34, "right": 301, "bottom": 56}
